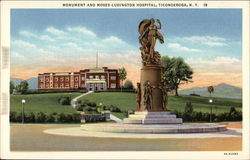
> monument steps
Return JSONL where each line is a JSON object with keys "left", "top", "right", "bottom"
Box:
{"left": 123, "top": 111, "right": 183, "bottom": 124}
{"left": 129, "top": 114, "right": 177, "bottom": 118}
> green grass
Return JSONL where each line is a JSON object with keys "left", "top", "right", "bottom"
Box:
{"left": 78, "top": 92, "right": 136, "bottom": 111}
{"left": 78, "top": 92, "right": 242, "bottom": 119}
{"left": 168, "top": 95, "right": 242, "bottom": 114}
{"left": 10, "top": 92, "right": 242, "bottom": 120}
{"left": 10, "top": 93, "right": 81, "bottom": 114}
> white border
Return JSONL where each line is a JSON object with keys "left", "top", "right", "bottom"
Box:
{"left": 0, "top": 1, "right": 249, "bottom": 159}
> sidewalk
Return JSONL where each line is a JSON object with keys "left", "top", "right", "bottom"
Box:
{"left": 70, "top": 91, "right": 94, "bottom": 108}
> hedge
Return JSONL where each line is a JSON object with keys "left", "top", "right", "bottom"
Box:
{"left": 10, "top": 111, "right": 81, "bottom": 123}
{"left": 173, "top": 105, "right": 242, "bottom": 122}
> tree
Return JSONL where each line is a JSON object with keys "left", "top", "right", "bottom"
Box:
{"left": 10, "top": 81, "right": 15, "bottom": 94}
{"left": 16, "top": 80, "right": 29, "bottom": 94}
{"left": 207, "top": 86, "right": 214, "bottom": 97}
{"left": 118, "top": 67, "right": 127, "bottom": 92}
{"left": 161, "top": 56, "right": 193, "bottom": 96}
{"left": 123, "top": 80, "right": 134, "bottom": 89}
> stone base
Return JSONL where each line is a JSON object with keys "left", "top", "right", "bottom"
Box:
{"left": 123, "top": 111, "right": 183, "bottom": 124}
{"left": 79, "top": 123, "right": 227, "bottom": 134}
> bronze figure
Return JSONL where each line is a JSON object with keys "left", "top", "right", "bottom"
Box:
{"left": 143, "top": 81, "right": 153, "bottom": 110}
{"left": 135, "top": 82, "right": 141, "bottom": 111}
{"left": 138, "top": 18, "right": 164, "bottom": 65}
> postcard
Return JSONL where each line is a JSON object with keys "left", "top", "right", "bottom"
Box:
{"left": 0, "top": 0, "right": 249, "bottom": 159}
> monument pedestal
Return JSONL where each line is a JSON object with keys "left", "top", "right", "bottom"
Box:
{"left": 123, "top": 111, "right": 183, "bottom": 124}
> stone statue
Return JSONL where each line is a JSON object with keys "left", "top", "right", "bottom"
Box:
{"left": 143, "top": 81, "right": 153, "bottom": 110}
{"left": 139, "top": 18, "right": 164, "bottom": 65}
{"left": 136, "top": 82, "right": 141, "bottom": 111}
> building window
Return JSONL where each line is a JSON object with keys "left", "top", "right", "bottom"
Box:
{"left": 81, "top": 84, "right": 85, "bottom": 87}
{"left": 65, "top": 77, "right": 69, "bottom": 82}
{"left": 75, "top": 77, "right": 78, "bottom": 81}
{"left": 110, "top": 83, "right": 116, "bottom": 88}
{"left": 65, "top": 83, "right": 69, "bottom": 87}
{"left": 109, "top": 71, "right": 116, "bottom": 74}
{"left": 46, "top": 78, "right": 49, "bottom": 82}
{"left": 60, "top": 77, "right": 64, "bottom": 82}
{"left": 40, "top": 84, "right": 44, "bottom": 88}
{"left": 75, "top": 84, "right": 78, "bottom": 88}
{"left": 81, "top": 77, "right": 85, "bottom": 80}
{"left": 55, "top": 83, "right": 58, "bottom": 88}
{"left": 89, "top": 75, "right": 93, "bottom": 79}
{"left": 95, "top": 75, "right": 99, "bottom": 79}
{"left": 60, "top": 83, "right": 64, "bottom": 88}
{"left": 46, "top": 84, "right": 49, "bottom": 88}
{"left": 110, "top": 76, "right": 116, "bottom": 80}
{"left": 101, "top": 75, "right": 105, "bottom": 79}
{"left": 50, "top": 85, "right": 53, "bottom": 88}
{"left": 40, "top": 78, "right": 44, "bottom": 82}
{"left": 55, "top": 77, "right": 58, "bottom": 82}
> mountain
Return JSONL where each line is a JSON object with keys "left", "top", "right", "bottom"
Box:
{"left": 179, "top": 83, "right": 242, "bottom": 99}
{"left": 26, "top": 77, "right": 38, "bottom": 89}
{"left": 10, "top": 77, "right": 38, "bottom": 90}
{"left": 10, "top": 78, "right": 22, "bottom": 86}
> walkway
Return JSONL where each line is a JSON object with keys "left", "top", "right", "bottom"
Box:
{"left": 70, "top": 91, "right": 93, "bottom": 108}
{"left": 110, "top": 114, "right": 122, "bottom": 123}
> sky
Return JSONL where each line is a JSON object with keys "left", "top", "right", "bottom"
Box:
{"left": 10, "top": 9, "right": 242, "bottom": 89}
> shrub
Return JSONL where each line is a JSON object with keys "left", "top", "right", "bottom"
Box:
{"left": 57, "top": 113, "right": 67, "bottom": 123}
{"left": 184, "top": 102, "right": 193, "bottom": 114}
{"left": 109, "top": 105, "right": 121, "bottom": 112}
{"left": 72, "top": 113, "right": 81, "bottom": 123}
{"left": 123, "top": 80, "right": 134, "bottom": 89}
{"left": 25, "top": 112, "right": 36, "bottom": 123}
{"left": 10, "top": 112, "right": 17, "bottom": 122}
{"left": 66, "top": 114, "right": 73, "bottom": 122}
{"left": 46, "top": 114, "right": 55, "bottom": 123}
{"left": 89, "top": 102, "right": 97, "bottom": 107}
{"left": 58, "top": 97, "right": 71, "bottom": 105}
{"left": 36, "top": 112, "right": 47, "bottom": 123}
{"left": 15, "top": 112, "right": 23, "bottom": 122}
{"left": 75, "top": 105, "right": 83, "bottom": 111}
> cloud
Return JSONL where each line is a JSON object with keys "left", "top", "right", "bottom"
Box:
{"left": 19, "top": 30, "right": 36, "bottom": 37}
{"left": 40, "top": 35, "right": 55, "bottom": 42}
{"left": 12, "top": 40, "right": 36, "bottom": 48}
{"left": 46, "top": 27, "right": 66, "bottom": 36}
{"left": 182, "top": 36, "right": 226, "bottom": 42}
{"left": 67, "top": 27, "right": 96, "bottom": 38}
{"left": 180, "top": 36, "right": 228, "bottom": 47}
{"left": 103, "top": 36, "right": 126, "bottom": 45}
{"left": 168, "top": 43, "right": 201, "bottom": 52}
{"left": 187, "top": 56, "right": 241, "bottom": 73}
{"left": 202, "top": 41, "right": 227, "bottom": 46}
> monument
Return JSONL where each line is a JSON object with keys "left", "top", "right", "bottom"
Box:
{"left": 123, "top": 18, "right": 183, "bottom": 124}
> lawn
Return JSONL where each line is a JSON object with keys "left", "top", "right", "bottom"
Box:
{"left": 10, "top": 93, "right": 81, "bottom": 114}
{"left": 78, "top": 92, "right": 242, "bottom": 119}
{"left": 10, "top": 92, "right": 242, "bottom": 120}
{"left": 78, "top": 92, "right": 136, "bottom": 111}
{"left": 168, "top": 95, "right": 242, "bottom": 114}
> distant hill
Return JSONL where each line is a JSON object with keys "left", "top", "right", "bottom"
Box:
{"left": 179, "top": 83, "right": 242, "bottom": 99}
{"left": 10, "top": 78, "right": 23, "bottom": 86}
{"left": 10, "top": 77, "right": 38, "bottom": 90}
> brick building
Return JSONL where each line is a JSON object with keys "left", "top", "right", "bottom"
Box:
{"left": 38, "top": 67, "right": 120, "bottom": 91}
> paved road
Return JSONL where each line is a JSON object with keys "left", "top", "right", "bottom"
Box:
{"left": 70, "top": 91, "right": 93, "bottom": 108}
